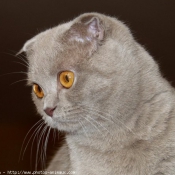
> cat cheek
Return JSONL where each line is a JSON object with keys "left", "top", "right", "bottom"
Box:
{"left": 32, "top": 93, "right": 45, "bottom": 115}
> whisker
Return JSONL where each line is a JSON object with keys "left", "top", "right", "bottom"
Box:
{"left": 19, "top": 119, "right": 43, "bottom": 162}
{"left": 35, "top": 125, "right": 47, "bottom": 170}
{"left": 84, "top": 115, "right": 102, "bottom": 134}
{"left": 80, "top": 106, "right": 115, "bottom": 124}
{"left": 41, "top": 126, "right": 51, "bottom": 170}
{"left": 65, "top": 109, "right": 84, "bottom": 116}
{"left": 10, "top": 78, "right": 29, "bottom": 85}
{"left": 79, "top": 104, "right": 137, "bottom": 136}
{"left": 41, "top": 126, "right": 50, "bottom": 169}
{"left": 0, "top": 71, "right": 27, "bottom": 77}
{"left": 21, "top": 121, "right": 45, "bottom": 161}
{"left": 2, "top": 51, "right": 19, "bottom": 58}
{"left": 13, "top": 61, "right": 29, "bottom": 69}
{"left": 52, "top": 128, "right": 58, "bottom": 145}
{"left": 40, "top": 128, "right": 47, "bottom": 170}
{"left": 44, "top": 127, "right": 51, "bottom": 163}
{"left": 30, "top": 121, "right": 45, "bottom": 169}
{"left": 35, "top": 125, "right": 48, "bottom": 170}
{"left": 85, "top": 115, "right": 112, "bottom": 137}
{"left": 78, "top": 120, "right": 90, "bottom": 145}
{"left": 3, "top": 50, "right": 30, "bottom": 68}
{"left": 17, "top": 55, "right": 30, "bottom": 67}
{"left": 65, "top": 105, "right": 81, "bottom": 112}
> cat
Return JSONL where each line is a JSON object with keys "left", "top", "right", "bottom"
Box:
{"left": 19, "top": 12, "right": 175, "bottom": 175}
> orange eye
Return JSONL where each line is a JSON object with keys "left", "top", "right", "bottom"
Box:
{"left": 33, "top": 84, "right": 44, "bottom": 98}
{"left": 60, "top": 71, "right": 74, "bottom": 88}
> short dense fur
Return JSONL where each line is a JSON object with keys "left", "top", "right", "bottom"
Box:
{"left": 21, "top": 13, "right": 175, "bottom": 174}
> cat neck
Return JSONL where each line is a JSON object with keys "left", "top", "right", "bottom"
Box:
{"left": 66, "top": 123, "right": 137, "bottom": 152}
{"left": 65, "top": 57, "right": 175, "bottom": 155}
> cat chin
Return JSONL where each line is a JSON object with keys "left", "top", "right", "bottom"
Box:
{"left": 42, "top": 115, "right": 57, "bottom": 128}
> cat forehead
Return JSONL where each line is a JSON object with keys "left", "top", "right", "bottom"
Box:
{"left": 28, "top": 23, "right": 83, "bottom": 74}
{"left": 31, "top": 22, "right": 72, "bottom": 57}
{"left": 24, "top": 12, "right": 133, "bottom": 82}
{"left": 27, "top": 15, "right": 103, "bottom": 75}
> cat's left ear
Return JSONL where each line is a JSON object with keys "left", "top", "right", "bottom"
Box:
{"left": 66, "top": 15, "right": 105, "bottom": 44}
{"left": 16, "top": 37, "right": 36, "bottom": 56}
{"left": 81, "top": 15, "right": 105, "bottom": 41}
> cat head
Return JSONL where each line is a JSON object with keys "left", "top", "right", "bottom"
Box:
{"left": 20, "top": 13, "right": 142, "bottom": 133}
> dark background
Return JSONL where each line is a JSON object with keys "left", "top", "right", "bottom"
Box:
{"left": 0, "top": 0, "right": 175, "bottom": 172}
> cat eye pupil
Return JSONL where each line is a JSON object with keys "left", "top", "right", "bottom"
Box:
{"left": 38, "top": 86, "right": 42, "bottom": 92}
{"left": 65, "top": 75, "right": 69, "bottom": 82}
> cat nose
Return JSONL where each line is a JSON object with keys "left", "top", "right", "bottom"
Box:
{"left": 44, "top": 107, "right": 56, "bottom": 117}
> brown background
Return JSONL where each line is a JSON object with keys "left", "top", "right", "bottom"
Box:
{"left": 0, "top": 0, "right": 175, "bottom": 172}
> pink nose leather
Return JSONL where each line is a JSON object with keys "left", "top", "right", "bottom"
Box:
{"left": 44, "top": 107, "right": 56, "bottom": 117}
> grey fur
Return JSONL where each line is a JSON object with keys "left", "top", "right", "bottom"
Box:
{"left": 22, "top": 13, "right": 175, "bottom": 174}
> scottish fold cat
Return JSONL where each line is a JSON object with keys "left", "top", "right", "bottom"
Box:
{"left": 20, "top": 13, "right": 175, "bottom": 174}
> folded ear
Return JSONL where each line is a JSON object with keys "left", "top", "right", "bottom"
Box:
{"left": 81, "top": 15, "right": 104, "bottom": 41}
{"left": 16, "top": 37, "right": 36, "bottom": 56}
{"left": 66, "top": 15, "right": 105, "bottom": 44}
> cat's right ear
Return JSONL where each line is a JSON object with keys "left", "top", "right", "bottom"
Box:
{"left": 16, "top": 37, "right": 36, "bottom": 56}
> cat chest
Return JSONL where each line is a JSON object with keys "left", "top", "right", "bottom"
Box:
{"left": 69, "top": 144, "right": 157, "bottom": 175}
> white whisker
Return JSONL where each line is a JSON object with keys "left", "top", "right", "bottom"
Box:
{"left": 79, "top": 104, "right": 137, "bottom": 137}
{"left": 10, "top": 78, "right": 29, "bottom": 85}
{"left": 78, "top": 120, "right": 90, "bottom": 145}
{"left": 84, "top": 115, "right": 102, "bottom": 134}
{"left": 52, "top": 128, "right": 58, "bottom": 145}
{"left": 19, "top": 119, "right": 43, "bottom": 162}
{"left": 17, "top": 54, "right": 29, "bottom": 65}
{"left": 44, "top": 127, "right": 51, "bottom": 160}
{"left": 30, "top": 121, "right": 45, "bottom": 168}
{"left": 86, "top": 115, "right": 112, "bottom": 137}
{"left": 0, "top": 71, "right": 27, "bottom": 77}
{"left": 13, "top": 61, "right": 29, "bottom": 69}
{"left": 35, "top": 125, "right": 48, "bottom": 170}
{"left": 22, "top": 121, "right": 44, "bottom": 162}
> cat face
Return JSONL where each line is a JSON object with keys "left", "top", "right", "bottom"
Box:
{"left": 21, "top": 13, "right": 140, "bottom": 133}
